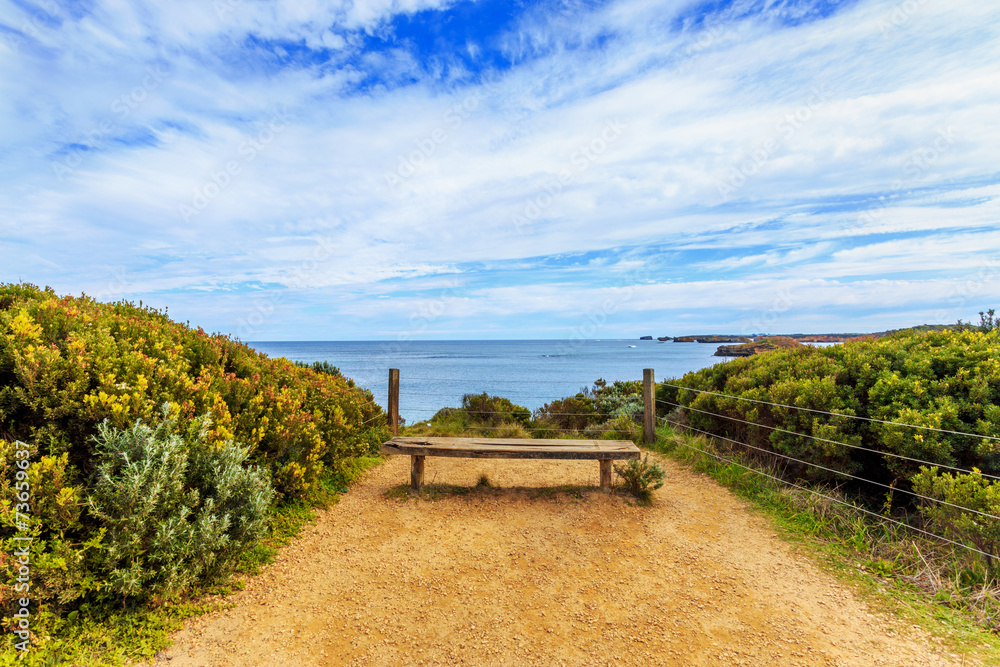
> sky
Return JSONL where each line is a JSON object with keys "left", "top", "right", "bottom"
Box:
{"left": 1, "top": 0, "right": 999, "bottom": 340}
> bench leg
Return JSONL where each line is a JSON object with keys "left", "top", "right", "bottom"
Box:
{"left": 600, "top": 459, "right": 612, "bottom": 491}
{"left": 410, "top": 455, "right": 425, "bottom": 490}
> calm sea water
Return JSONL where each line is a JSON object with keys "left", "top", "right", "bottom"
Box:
{"left": 247, "top": 339, "right": 732, "bottom": 423}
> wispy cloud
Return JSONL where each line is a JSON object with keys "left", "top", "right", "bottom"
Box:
{"left": 2, "top": 0, "right": 999, "bottom": 338}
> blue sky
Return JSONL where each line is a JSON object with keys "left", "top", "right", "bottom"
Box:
{"left": 1, "top": 0, "right": 999, "bottom": 340}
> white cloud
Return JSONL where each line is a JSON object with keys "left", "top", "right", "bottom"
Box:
{"left": 2, "top": 0, "right": 999, "bottom": 336}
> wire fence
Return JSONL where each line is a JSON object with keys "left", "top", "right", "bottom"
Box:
{"left": 406, "top": 408, "right": 614, "bottom": 417}
{"left": 423, "top": 424, "right": 633, "bottom": 434}
{"left": 359, "top": 412, "right": 388, "bottom": 427}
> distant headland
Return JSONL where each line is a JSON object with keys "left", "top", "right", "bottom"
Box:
{"left": 636, "top": 324, "right": 963, "bottom": 357}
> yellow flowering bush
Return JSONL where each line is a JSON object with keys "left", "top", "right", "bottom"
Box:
{"left": 0, "top": 282, "right": 388, "bottom": 615}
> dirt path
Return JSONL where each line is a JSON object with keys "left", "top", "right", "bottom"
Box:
{"left": 151, "top": 454, "right": 976, "bottom": 666}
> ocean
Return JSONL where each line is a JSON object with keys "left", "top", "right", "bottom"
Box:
{"left": 247, "top": 339, "right": 732, "bottom": 424}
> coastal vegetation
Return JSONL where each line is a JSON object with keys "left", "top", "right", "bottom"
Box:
{"left": 659, "top": 327, "right": 1000, "bottom": 488}
{"left": 614, "top": 454, "right": 665, "bottom": 503}
{"left": 672, "top": 335, "right": 750, "bottom": 343}
{"left": 0, "top": 283, "right": 387, "bottom": 662}
{"left": 714, "top": 335, "right": 803, "bottom": 357}
{"left": 292, "top": 359, "right": 342, "bottom": 376}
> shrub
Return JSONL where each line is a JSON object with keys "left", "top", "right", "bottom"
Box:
{"left": 592, "top": 379, "right": 643, "bottom": 419}
{"left": 0, "top": 283, "right": 386, "bottom": 656}
{"left": 531, "top": 380, "right": 644, "bottom": 437}
{"left": 615, "top": 454, "right": 666, "bottom": 503}
{"left": 0, "top": 282, "right": 387, "bottom": 499}
{"left": 604, "top": 414, "right": 642, "bottom": 443}
{"left": 979, "top": 309, "right": 997, "bottom": 333}
{"left": 292, "top": 360, "right": 341, "bottom": 376}
{"left": 534, "top": 394, "right": 599, "bottom": 431}
{"left": 660, "top": 329, "right": 1000, "bottom": 492}
{"left": 486, "top": 421, "right": 532, "bottom": 438}
{"left": 429, "top": 407, "right": 461, "bottom": 422}
{"left": 460, "top": 393, "right": 530, "bottom": 426}
{"left": 0, "top": 439, "right": 99, "bottom": 611}
{"left": 912, "top": 466, "right": 1000, "bottom": 566}
{"left": 87, "top": 410, "right": 274, "bottom": 602}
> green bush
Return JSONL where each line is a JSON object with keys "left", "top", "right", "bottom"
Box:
{"left": 0, "top": 439, "right": 99, "bottom": 611}
{"left": 592, "top": 379, "right": 644, "bottom": 419}
{"left": 0, "top": 282, "right": 387, "bottom": 499}
{"left": 912, "top": 466, "right": 1000, "bottom": 565}
{"left": 615, "top": 454, "right": 665, "bottom": 503}
{"left": 978, "top": 309, "right": 997, "bottom": 333}
{"left": 292, "top": 360, "right": 341, "bottom": 376}
{"left": 659, "top": 329, "right": 1000, "bottom": 491}
{"left": 0, "top": 283, "right": 387, "bottom": 658}
{"left": 533, "top": 394, "right": 599, "bottom": 431}
{"left": 460, "top": 393, "right": 531, "bottom": 426}
{"left": 532, "top": 380, "right": 644, "bottom": 436}
{"left": 87, "top": 411, "right": 273, "bottom": 601}
{"left": 603, "top": 414, "right": 642, "bottom": 443}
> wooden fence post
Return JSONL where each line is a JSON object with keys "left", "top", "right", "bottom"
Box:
{"left": 388, "top": 368, "right": 399, "bottom": 437}
{"left": 643, "top": 368, "right": 655, "bottom": 445}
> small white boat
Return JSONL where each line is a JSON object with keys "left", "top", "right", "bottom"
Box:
{"left": 628, "top": 345, "right": 637, "bottom": 348}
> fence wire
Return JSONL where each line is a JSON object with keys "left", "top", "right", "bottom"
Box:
{"left": 399, "top": 391, "right": 606, "bottom": 401}
{"left": 402, "top": 376, "right": 598, "bottom": 385}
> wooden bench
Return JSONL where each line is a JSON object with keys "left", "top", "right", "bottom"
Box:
{"left": 381, "top": 436, "right": 642, "bottom": 491}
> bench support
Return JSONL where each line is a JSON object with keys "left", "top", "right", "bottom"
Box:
{"left": 599, "top": 459, "right": 612, "bottom": 491}
{"left": 410, "top": 455, "right": 425, "bottom": 490}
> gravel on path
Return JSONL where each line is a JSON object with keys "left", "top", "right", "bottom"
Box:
{"left": 149, "top": 454, "right": 977, "bottom": 666}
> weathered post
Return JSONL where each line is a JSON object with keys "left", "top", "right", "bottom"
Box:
{"left": 388, "top": 368, "right": 399, "bottom": 437}
{"left": 643, "top": 368, "right": 655, "bottom": 445}
{"left": 599, "top": 459, "right": 613, "bottom": 491}
{"left": 411, "top": 455, "right": 425, "bottom": 490}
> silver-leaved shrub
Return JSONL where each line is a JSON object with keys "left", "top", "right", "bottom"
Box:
{"left": 87, "top": 408, "right": 273, "bottom": 601}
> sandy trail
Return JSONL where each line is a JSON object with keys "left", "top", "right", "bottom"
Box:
{"left": 151, "top": 454, "right": 975, "bottom": 666}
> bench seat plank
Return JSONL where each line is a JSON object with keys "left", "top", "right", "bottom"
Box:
{"left": 381, "top": 436, "right": 641, "bottom": 460}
